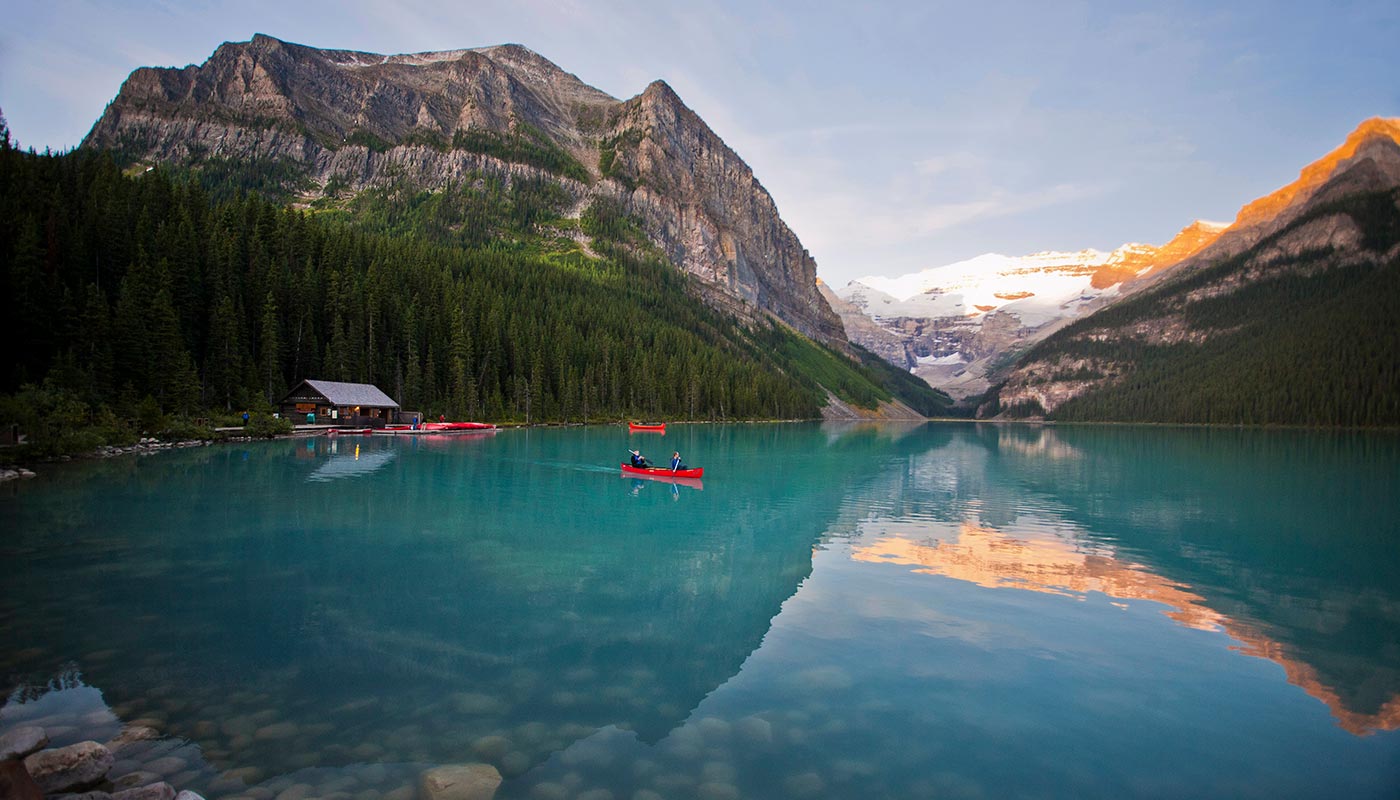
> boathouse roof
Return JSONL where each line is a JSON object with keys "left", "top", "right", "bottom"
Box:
{"left": 283, "top": 379, "right": 400, "bottom": 408}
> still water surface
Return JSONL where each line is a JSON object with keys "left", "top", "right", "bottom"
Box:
{"left": 2, "top": 423, "right": 1399, "bottom": 799}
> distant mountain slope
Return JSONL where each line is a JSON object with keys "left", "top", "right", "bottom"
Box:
{"left": 83, "top": 35, "right": 845, "bottom": 348}
{"left": 829, "top": 222, "right": 1224, "bottom": 402}
{"left": 989, "top": 118, "right": 1400, "bottom": 425}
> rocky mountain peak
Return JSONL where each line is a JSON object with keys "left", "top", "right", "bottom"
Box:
{"left": 1138, "top": 117, "right": 1400, "bottom": 283}
{"left": 642, "top": 79, "right": 681, "bottom": 101}
{"left": 1233, "top": 117, "right": 1400, "bottom": 231}
{"left": 83, "top": 36, "right": 847, "bottom": 348}
{"left": 990, "top": 116, "right": 1400, "bottom": 421}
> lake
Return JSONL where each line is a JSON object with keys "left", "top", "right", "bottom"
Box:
{"left": 2, "top": 423, "right": 1398, "bottom": 799}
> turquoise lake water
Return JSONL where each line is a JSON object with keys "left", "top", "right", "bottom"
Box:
{"left": 2, "top": 423, "right": 1399, "bottom": 799}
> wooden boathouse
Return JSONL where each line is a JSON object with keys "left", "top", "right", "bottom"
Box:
{"left": 279, "top": 379, "right": 401, "bottom": 426}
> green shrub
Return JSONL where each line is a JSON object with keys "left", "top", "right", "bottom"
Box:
{"left": 244, "top": 414, "right": 293, "bottom": 438}
{"left": 0, "top": 383, "right": 139, "bottom": 459}
{"left": 160, "top": 417, "right": 215, "bottom": 441}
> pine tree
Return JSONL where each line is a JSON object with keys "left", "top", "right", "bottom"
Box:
{"left": 259, "top": 290, "right": 283, "bottom": 405}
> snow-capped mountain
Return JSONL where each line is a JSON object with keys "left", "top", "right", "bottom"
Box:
{"left": 829, "top": 221, "right": 1226, "bottom": 400}
{"left": 847, "top": 246, "right": 1139, "bottom": 326}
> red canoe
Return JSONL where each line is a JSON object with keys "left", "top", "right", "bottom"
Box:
{"left": 628, "top": 422, "right": 666, "bottom": 432}
{"left": 620, "top": 463, "right": 703, "bottom": 479}
{"left": 421, "top": 421, "right": 496, "bottom": 431}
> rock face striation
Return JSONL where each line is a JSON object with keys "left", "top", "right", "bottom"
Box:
{"left": 991, "top": 117, "right": 1400, "bottom": 418}
{"left": 84, "top": 34, "right": 845, "bottom": 347}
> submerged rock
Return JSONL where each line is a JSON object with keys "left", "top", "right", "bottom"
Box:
{"left": 696, "top": 783, "right": 739, "bottom": 800}
{"left": 734, "top": 715, "right": 772, "bottom": 745}
{"left": 470, "top": 736, "right": 510, "bottom": 761}
{"left": 107, "top": 727, "right": 161, "bottom": 752}
{"left": 418, "top": 764, "right": 502, "bottom": 800}
{"left": 273, "top": 782, "right": 315, "bottom": 800}
{"left": 252, "top": 722, "right": 298, "bottom": 741}
{"left": 783, "top": 772, "right": 825, "bottom": 797}
{"left": 526, "top": 784, "right": 566, "bottom": 800}
{"left": 143, "top": 756, "right": 186, "bottom": 776}
{"left": 46, "top": 792, "right": 113, "bottom": 800}
{"left": 112, "top": 782, "right": 176, "bottom": 800}
{"left": 174, "top": 791, "right": 207, "bottom": 800}
{"left": 23, "top": 741, "right": 114, "bottom": 794}
{"left": 498, "top": 752, "right": 531, "bottom": 778}
{"left": 450, "top": 693, "right": 508, "bottom": 716}
{"left": 112, "top": 770, "right": 163, "bottom": 789}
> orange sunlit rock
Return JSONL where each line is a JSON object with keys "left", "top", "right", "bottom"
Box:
{"left": 1087, "top": 221, "right": 1226, "bottom": 289}
{"left": 851, "top": 523, "right": 1400, "bottom": 735}
{"left": 1233, "top": 117, "right": 1400, "bottom": 231}
{"left": 852, "top": 522, "right": 1224, "bottom": 630}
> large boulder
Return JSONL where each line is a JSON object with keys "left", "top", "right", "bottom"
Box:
{"left": 418, "top": 764, "right": 502, "bottom": 800}
{"left": 0, "top": 727, "right": 49, "bottom": 760}
{"left": 22, "top": 741, "right": 114, "bottom": 794}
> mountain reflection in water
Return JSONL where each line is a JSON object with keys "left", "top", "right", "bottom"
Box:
{"left": 2, "top": 423, "right": 1397, "bottom": 799}
{"left": 844, "top": 425, "right": 1400, "bottom": 737}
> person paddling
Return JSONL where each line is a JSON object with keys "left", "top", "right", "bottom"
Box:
{"left": 629, "top": 449, "right": 650, "bottom": 469}
{"left": 670, "top": 451, "right": 686, "bottom": 472}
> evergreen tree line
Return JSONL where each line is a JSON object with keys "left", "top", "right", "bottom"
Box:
{"left": 998, "top": 189, "right": 1400, "bottom": 426}
{"left": 0, "top": 128, "right": 938, "bottom": 431}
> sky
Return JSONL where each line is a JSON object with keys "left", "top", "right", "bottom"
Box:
{"left": 2, "top": 1, "right": 1398, "bottom": 286}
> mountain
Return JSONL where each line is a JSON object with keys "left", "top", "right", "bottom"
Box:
{"left": 41, "top": 36, "right": 955, "bottom": 424}
{"left": 989, "top": 117, "right": 1400, "bottom": 425}
{"left": 830, "top": 222, "right": 1224, "bottom": 402}
{"left": 83, "top": 34, "right": 845, "bottom": 347}
{"left": 9, "top": 138, "right": 955, "bottom": 436}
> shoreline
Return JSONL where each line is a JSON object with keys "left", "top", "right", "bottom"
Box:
{"left": 7, "top": 415, "right": 1396, "bottom": 481}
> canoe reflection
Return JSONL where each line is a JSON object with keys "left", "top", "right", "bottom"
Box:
{"left": 622, "top": 472, "right": 703, "bottom": 491}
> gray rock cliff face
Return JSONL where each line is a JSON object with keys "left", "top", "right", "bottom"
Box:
{"left": 84, "top": 35, "right": 845, "bottom": 347}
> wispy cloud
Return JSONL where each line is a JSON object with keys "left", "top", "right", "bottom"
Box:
{"left": 909, "top": 182, "right": 1110, "bottom": 235}
{"left": 791, "top": 180, "right": 1111, "bottom": 252}
{"left": 914, "top": 152, "right": 984, "bottom": 177}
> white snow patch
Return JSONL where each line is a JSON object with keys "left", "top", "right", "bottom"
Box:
{"left": 838, "top": 244, "right": 1151, "bottom": 323}
{"left": 917, "top": 353, "right": 966, "bottom": 366}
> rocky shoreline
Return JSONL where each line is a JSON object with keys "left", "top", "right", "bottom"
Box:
{"left": 0, "top": 439, "right": 213, "bottom": 482}
{"left": 0, "top": 724, "right": 505, "bottom": 800}
{"left": 1, "top": 725, "right": 207, "bottom": 800}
